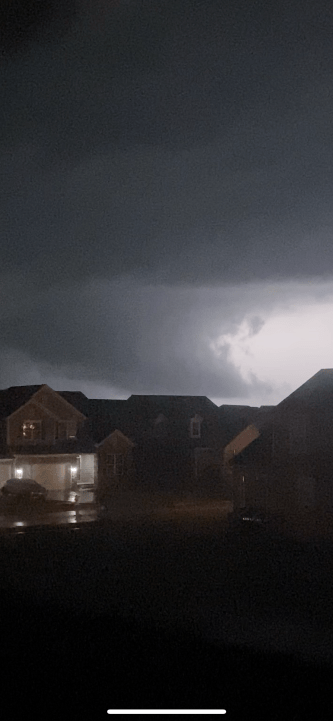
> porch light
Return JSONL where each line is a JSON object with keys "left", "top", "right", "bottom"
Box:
{"left": 71, "top": 466, "right": 77, "bottom": 478}
{"left": 15, "top": 468, "right": 23, "bottom": 479}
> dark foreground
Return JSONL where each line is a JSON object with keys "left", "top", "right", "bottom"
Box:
{"left": 2, "top": 593, "right": 332, "bottom": 719}
{"left": 1, "top": 516, "right": 333, "bottom": 718}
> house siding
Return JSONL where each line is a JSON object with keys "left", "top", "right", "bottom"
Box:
{"left": 97, "top": 433, "right": 134, "bottom": 501}
{"left": 0, "top": 460, "right": 13, "bottom": 488}
{"left": 7, "top": 388, "right": 85, "bottom": 447}
{"left": 79, "top": 454, "right": 95, "bottom": 486}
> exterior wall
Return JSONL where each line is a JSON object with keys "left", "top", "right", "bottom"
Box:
{"left": 97, "top": 433, "right": 134, "bottom": 500}
{"left": 12, "top": 457, "right": 34, "bottom": 481}
{"left": 194, "top": 447, "right": 224, "bottom": 497}
{"left": 33, "top": 387, "right": 83, "bottom": 423}
{"left": 7, "top": 389, "right": 84, "bottom": 446}
{"left": 133, "top": 440, "right": 192, "bottom": 496}
{"left": 226, "top": 385, "right": 333, "bottom": 519}
{"left": 6, "top": 453, "right": 97, "bottom": 492}
{"left": 8, "top": 403, "right": 54, "bottom": 446}
{"left": 79, "top": 454, "right": 95, "bottom": 486}
{"left": 224, "top": 425, "right": 260, "bottom": 463}
{"left": 0, "top": 460, "right": 14, "bottom": 488}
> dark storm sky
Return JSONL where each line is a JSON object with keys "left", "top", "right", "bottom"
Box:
{"left": 1, "top": 0, "right": 333, "bottom": 403}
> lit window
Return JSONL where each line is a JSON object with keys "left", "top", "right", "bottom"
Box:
{"left": 22, "top": 421, "right": 42, "bottom": 441}
{"left": 106, "top": 453, "right": 124, "bottom": 476}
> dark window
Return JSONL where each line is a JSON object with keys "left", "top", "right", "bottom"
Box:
{"left": 67, "top": 420, "right": 77, "bottom": 438}
{"left": 56, "top": 422, "right": 68, "bottom": 440}
{"left": 190, "top": 420, "right": 201, "bottom": 438}
{"left": 106, "top": 453, "right": 124, "bottom": 476}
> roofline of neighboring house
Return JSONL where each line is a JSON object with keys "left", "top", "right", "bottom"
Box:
{"left": 6, "top": 384, "right": 87, "bottom": 421}
{"left": 95, "top": 428, "right": 136, "bottom": 448}
{"left": 275, "top": 368, "right": 333, "bottom": 409}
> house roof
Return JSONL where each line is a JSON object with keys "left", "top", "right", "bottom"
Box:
{"left": 127, "top": 394, "right": 217, "bottom": 406}
{"left": 85, "top": 399, "right": 129, "bottom": 444}
{"left": 123, "top": 395, "right": 220, "bottom": 442}
{"left": 231, "top": 370, "right": 333, "bottom": 464}
{"left": 57, "top": 391, "right": 88, "bottom": 414}
{"left": 276, "top": 369, "right": 333, "bottom": 410}
{"left": 126, "top": 395, "right": 218, "bottom": 419}
{"left": 218, "top": 404, "right": 260, "bottom": 444}
{"left": 0, "top": 385, "right": 90, "bottom": 420}
{"left": 0, "top": 385, "right": 43, "bottom": 420}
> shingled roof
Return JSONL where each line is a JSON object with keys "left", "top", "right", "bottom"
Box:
{"left": 0, "top": 385, "right": 43, "bottom": 420}
{"left": 85, "top": 399, "right": 129, "bottom": 444}
{"left": 57, "top": 391, "right": 89, "bottom": 415}
{"left": 126, "top": 394, "right": 218, "bottom": 417}
{"left": 276, "top": 369, "right": 333, "bottom": 410}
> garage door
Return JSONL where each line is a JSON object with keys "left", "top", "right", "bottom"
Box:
{"left": 32, "top": 462, "right": 67, "bottom": 491}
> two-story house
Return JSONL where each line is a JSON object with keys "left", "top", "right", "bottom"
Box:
{"left": 84, "top": 399, "right": 135, "bottom": 503}
{"left": 0, "top": 385, "right": 140, "bottom": 500}
{"left": 121, "top": 395, "right": 224, "bottom": 497}
{"left": 228, "top": 369, "right": 333, "bottom": 516}
{"left": 0, "top": 383, "right": 282, "bottom": 505}
{"left": 0, "top": 384, "right": 97, "bottom": 493}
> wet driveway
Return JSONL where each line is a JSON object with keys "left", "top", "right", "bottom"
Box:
{"left": 0, "top": 491, "right": 97, "bottom": 529}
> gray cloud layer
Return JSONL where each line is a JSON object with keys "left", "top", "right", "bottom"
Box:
{"left": 2, "top": 0, "right": 333, "bottom": 286}
{"left": 1, "top": 1, "right": 333, "bottom": 397}
{"left": 2, "top": 275, "right": 324, "bottom": 401}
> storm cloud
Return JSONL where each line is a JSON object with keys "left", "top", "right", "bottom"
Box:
{"left": 1, "top": 0, "right": 333, "bottom": 400}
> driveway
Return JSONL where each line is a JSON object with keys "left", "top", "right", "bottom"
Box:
{"left": 0, "top": 491, "right": 97, "bottom": 529}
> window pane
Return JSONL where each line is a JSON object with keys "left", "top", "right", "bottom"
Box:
{"left": 106, "top": 454, "right": 124, "bottom": 475}
{"left": 22, "top": 421, "right": 41, "bottom": 440}
{"left": 191, "top": 421, "right": 200, "bottom": 437}
{"left": 68, "top": 420, "right": 77, "bottom": 438}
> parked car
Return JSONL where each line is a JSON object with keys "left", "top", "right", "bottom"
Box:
{"left": 1, "top": 478, "right": 48, "bottom": 501}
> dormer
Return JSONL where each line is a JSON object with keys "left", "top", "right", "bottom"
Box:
{"left": 190, "top": 414, "right": 203, "bottom": 438}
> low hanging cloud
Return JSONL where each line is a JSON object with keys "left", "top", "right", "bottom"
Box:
{"left": 0, "top": 276, "right": 276, "bottom": 399}
{"left": 247, "top": 316, "right": 265, "bottom": 338}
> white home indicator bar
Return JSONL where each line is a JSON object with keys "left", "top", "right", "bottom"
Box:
{"left": 107, "top": 711, "right": 226, "bottom": 715}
